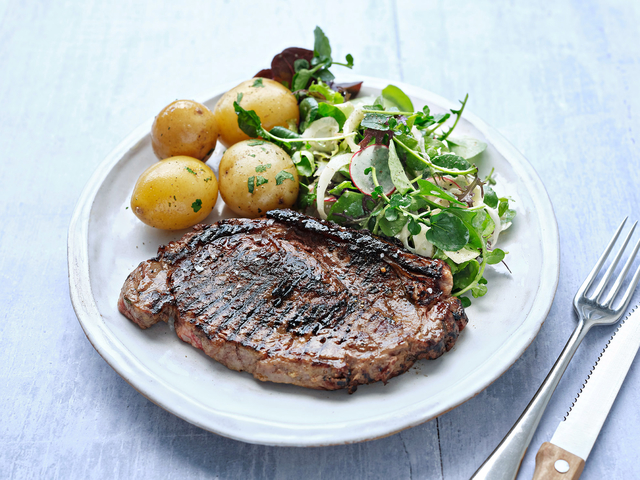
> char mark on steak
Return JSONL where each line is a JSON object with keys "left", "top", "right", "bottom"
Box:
{"left": 118, "top": 209, "right": 468, "bottom": 392}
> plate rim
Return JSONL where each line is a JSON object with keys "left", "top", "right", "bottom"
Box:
{"left": 68, "top": 75, "right": 560, "bottom": 446}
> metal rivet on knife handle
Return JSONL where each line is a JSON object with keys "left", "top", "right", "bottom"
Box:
{"left": 532, "top": 442, "right": 585, "bottom": 479}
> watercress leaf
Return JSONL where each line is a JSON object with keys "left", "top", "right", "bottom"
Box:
{"left": 471, "top": 282, "right": 488, "bottom": 298}
{"left": 363, "top": 104, "right": 384, "bottom": 111}
{"left": 431, "top": 153, "right": 471, "bottom": 171}
{"left": 371, "top": 185, "right": 384, "bottom": 200}
{"left": 345, "top": 53, "right": 354, "bottom": 68}
{"left": 484, "top": 186, "right": 499, "bottom": 208}
{"left": 361, "top": 113, "right": 390, "bottom": 131}
{"left": 388, "top": 140, "right": 414, "bottom": 195}
{"left": 385, "top": 207, "right": 399, "bottom": 221}
{"left": 408, "top": 217, "right": 421, "bottom": 235}
{"left": 275, "top": 170, "right": 295, "bottom": 185}
{"left": 315, "top": 68, "right": 335, "bottom": 84}
{"left": 389, "top": 193, "right": 412, "bottom": 209}
{"left": 415, "top": 179, "right": 466, "bottom": 205}
{"left": 426, "top": 211, "right": 470, "bottom": 251}
{"left": 293, "top": 58, "right": 310, "bottom": 72}
{"left": 234, "top": 101, "right": 266, "bottom": 138}
{"left": 328, "top": 180, "right": 357, "bottom": 196}
{"left": 317, "top": 102, "right": 347, "bottom": 129}
{"left": 313, "top": 26, "right": 332, "bottom": 62}
{"left": 485, "top": 248, "right": 506, "bottom": 265}
{"left": 424, "top": 136, "right": 449, "bottom": 153}
{"left": 452, "top": 259, "right": 479, "bottom": 291}
{"left": 269, "top": 126, "right": 301, "bottom": 141}
{"left": 381, "top": 85, "right": 414, "bottom": 112}
{"left": 292, "top": 151, "right": 315, "bottom": 177}
{"left": 328, "top": 190, "right": 364, "bottom": 222}
{"left": 296, "top": 182, "right": 317, "bottom": 210}
{"left": 459, "top": 296, "right": 472, "bottom": 308}
{"left": 299, "top": 97, "right": 319, "bottom": 133}
{"left": 378, "top": 213, "right": 407, "bottom": 237}
{"left": 292, "top": 69, "right": 313, "bottom": 91}
{"left": 395, "top": 133, "right": 418, "bottom": 150}
{"left": 498, "top": 198, "right": 510, "bottom": 217}
{"left": 501, "top": 208, "right": 516, "bottom": 225}
{"left": 447, "top": 135, "right": 487, "bottom": 159}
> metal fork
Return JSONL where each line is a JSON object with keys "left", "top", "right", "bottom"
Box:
{"left": 472, "top": 218, "right": 640, "bottom": 480}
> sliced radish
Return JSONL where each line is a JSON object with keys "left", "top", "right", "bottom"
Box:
{"left": 349, "top": 145, "right": 395, "bottom": 196}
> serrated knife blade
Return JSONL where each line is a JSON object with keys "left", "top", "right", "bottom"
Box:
{"left": 532, "top": 305, "right": 640, "bottom": 479}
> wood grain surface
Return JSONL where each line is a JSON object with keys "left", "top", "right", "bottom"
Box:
{"left": 1, "top": 0, "right": 639, "bottom": 479}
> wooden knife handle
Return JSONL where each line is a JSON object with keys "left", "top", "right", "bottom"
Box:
{"left": 532, "top": 442, "right": 585, "bottom": 479}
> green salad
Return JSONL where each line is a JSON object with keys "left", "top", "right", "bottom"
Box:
{"left": 233, "top": 27, "right": 515, "bottom": 306}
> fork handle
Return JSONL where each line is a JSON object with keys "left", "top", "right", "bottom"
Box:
{"left": 471, "top": 319, "right": 590, "bottom": 480}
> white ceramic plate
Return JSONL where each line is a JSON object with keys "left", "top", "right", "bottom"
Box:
{"left": 68, "top": 76, "right": 559, "bottom": 447}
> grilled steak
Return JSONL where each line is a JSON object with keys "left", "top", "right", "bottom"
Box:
{"left": 118, "top": 209, "right": 468, "bottom": 392}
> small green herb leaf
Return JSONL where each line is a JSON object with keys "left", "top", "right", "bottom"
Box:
{"left": 185, "top": 167, "right": 197, "bottom": 175}
{"left": 236, "top": 92, "right": 243, "bottom": 103}
{"left": 191, "top": 199, "right": 203, "bottom": 212}
{"left": 255, "top": 164, "right": 272, "bottom": 173}
{"left": 275, "top": 170, "right": 295, "bottom": 185}
{"left": 252, "top": 78, "right": 264, "bottom": 88}
{"left": 256, "top": 175, "right": 268, "bottom": 187}
{"left": 248, "top": 176, "right": 255, "bottom": 193}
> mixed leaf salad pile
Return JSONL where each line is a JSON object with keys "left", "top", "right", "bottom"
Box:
{"left": 233, "top": 27, "right": 515, "bottom": 306}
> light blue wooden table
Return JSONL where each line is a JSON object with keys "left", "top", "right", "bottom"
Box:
{"left": 2, "top": 1, "right": 639, "bottom": 478}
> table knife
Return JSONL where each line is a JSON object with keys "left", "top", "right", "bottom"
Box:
{"left": 532, "top": 305, "right": 640, "bottom": 479}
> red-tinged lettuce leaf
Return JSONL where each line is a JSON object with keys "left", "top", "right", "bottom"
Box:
{"left": 254, "top": 68, "right": 273, "bottom": 79}
{"left": 333, "top": 81, "right": 362, "bottom": 99}
{"left": 271, "top": 47, "right": 314, "bottom": 85}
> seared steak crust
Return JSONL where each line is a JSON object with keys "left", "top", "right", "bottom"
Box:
{"left": 118, "top": 209, "right": 468, "bottom": 391}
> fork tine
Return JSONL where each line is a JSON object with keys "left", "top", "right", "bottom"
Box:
{"left": 602, "top": 234, "right": 640, "bottom": 308}
{"left": 615, "top": 262, "right": 640, "bottom": 312}
{"left": 576, "top": 217, "right": 628, "bottom": 299}
{"left": 592, "top": 221, "right": 637, "bottom": 301}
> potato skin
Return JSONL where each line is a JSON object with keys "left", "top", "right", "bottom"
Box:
{"left": 213, "top": 79, "right": 299, "bottom": 148}
{"left": 219, "top": 141, "right": 299, "bottom": 218}
{"left": 151, "top": 100, "right": 218, "bottom": 161}
{"left": 131, "top": 156, "right": 218, "bottom": 230}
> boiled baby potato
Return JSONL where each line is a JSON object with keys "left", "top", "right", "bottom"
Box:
{"left": 219, "top": 140, "right": 298, "bottom": 218}
{"left": 213, "top": 78, "right": 299, "bottom": 148}
{"left": 151, "top": 100, "right": 218, "bottom": 161}
{"left": 131, "top": 156, "right": 218, "bottom": 230}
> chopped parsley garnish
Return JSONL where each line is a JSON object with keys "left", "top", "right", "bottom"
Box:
{"left": 247, "top": 140, "right": 266, "bottom": 146}
{"left": 252, "top": 78, "right": 264, "bottom": 88}
{"left": 191, "top": 199, "right": 202, "bottom": 212}
{"left": 185, "top": 167, "right": 197, "bottom": 175}
{"left": 248, "top": 176, "right": 255, "bottom": 193}
{"left": 275, "top": 170, "right": 295, "bottom": 185}
{"left": 255, "top": 163, "right": 271, "bottom": 173}
{"left": 204, "top": 176, "right": 212, "bottom": 182}
{"left": 236, "top": 92, "right": 243, "bottom": 103}
{"left": 256, "top": 175, "right": 268, "bottom": 186}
